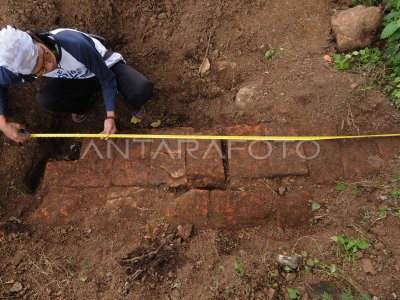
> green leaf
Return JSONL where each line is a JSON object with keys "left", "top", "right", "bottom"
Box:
{"left": 361, "top": 293, "right": 371, "bottom": 300}
{"left": 384, "top": 11, "right": 400, "bottom": 22}
{"left": 304, "top": 265, "right": 311, "bottom": 274}
{"left": 345, "top": 241, "right": 356, "bottom": 251}
{"left": 335, "top": 183, "right": 346, "bottom": 191}
{"left": 287, "top": 288, "right": 300, "bottom": 299}
{"left": 352, "top": 187, "right": 361, "bottom": 197}
{"left": 322, "top": 292, "right": 334, "bottom": 300}
{"left": 313, "top": 257, "right": 320, "bottom": 268}
{"left": 355, "top": 240, "right": 371, "bottom": 250}
{"left": 381, "top": 21, "right": 400, "bottom": 39}
{"left": 311, "top": 202, "right": 320, "bottom": 211}
{"left": 80, "top": 275, "right": 90, "bottom": 283}
{"left": 342, "top": 288, "right": 354, "bottom": 300}
{"left": 331, "top": 236, "right": 339, "bottom": 242}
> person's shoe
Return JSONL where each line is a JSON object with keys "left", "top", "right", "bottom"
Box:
{"left": 71, "top": 113, "right": 88, "bottom": 123}
{"left": 133, "top": 106, "right": 146, "bottom": 119}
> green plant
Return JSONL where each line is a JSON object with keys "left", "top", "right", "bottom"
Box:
{"left": 351, "top": 0, "right": 380, "bottom": 6}
{"left": 342, "top": 288, "right": 355, "bottom": 300}
{"left": 322, "top": 292, "right": 333, "bottom": 300}
{"left": 335, "top": 183, "right": 347, "bottom": 191}
{"left": 234, "top": 263, "right": 247, "bottom": 280}
{"left": 378, "top": 207, "right": 389, "bottom": 217}
{"left": 259, "top": 43, "right": 284, "bottom": 60}
{"left": 80, "top": 275, "right": 90, "bottom": 283}
{"left": 361, "top": 293, "right": 372, "bottom": 300}
{"left": 287, "top": 288, "right": 300, "bottom": 299}
{"left": 331, "top": 235, "right": 371, "bottom": 262}
{"left": 311, "top": 201, "right": 321, "bottom": 211}
{"left": 391, "top": 188, "right": 400, "bottom": 199}
{"left": 381, "top": 1, "right": 400, "bottom": 105}
{"left": 352, "top": 186, "right": 362, "bottom": 197}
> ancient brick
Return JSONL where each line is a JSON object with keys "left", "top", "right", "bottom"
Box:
{"left": 276, "top": 190, "right": 314, "bottom": 229}
{"left": 306, "top": 140, "right": 343, "bottom": 183}
{"left": 186, "top": 129, "right": 226, "bottom": 188}
{"left": 376, "top": 137, "right": 400, "bottom": 161}
{"left": 40, "top": 159, "right": 112, "bottom": 190}
{"left": 149, "top": 128, "right": 189, "bottom": 188}
{"left": 163, "top": 189, "right": 210, "bottom": 228}
{"left": 110, "top": 139, "right": 151, "bottom": 186}
{"left": 225, "top": 125, "right": 308, "bottom": 180}
{"left": 30, "top": 188, "right": 104, "bottom": 225}
{"left": 267, "top": 141, "right": 309, "bottom": 176}
{"left": 209, "top": 190, "right": 274, "bottom": 229}
{"left": 341, "top": 140, "right": 382, "bottom": 179}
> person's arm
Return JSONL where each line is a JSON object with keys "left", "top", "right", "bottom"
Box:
{"left": 0, "top": 68, "right": 28, "bottom": 142}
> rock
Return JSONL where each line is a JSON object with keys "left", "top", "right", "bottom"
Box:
{"left": 278, "top": 186, "right": 286, "bottom": 196}
{"left": 331, "top": 5, "right": 383, "bottom": 51}
{"left": 182, "top": 43, "right": 197, "bottom": 58}
{"left": 212, "top": 59, "right": 238, "bottom": 90}
{"left": 177, "top": 224, "right": 193, "bottom": 240}
{"left": 267, "top": 288, "right": 277, "bottom": 300}
{"left": 278, "top": 254, "right": 302, "bottom": 270}
{"left": 235, "top": 84, "right": 258, "bottom": 110}
{"left": 374, "top": 242, "right": 385, "bottom": 251}
{"left": 350, "top": 83, "right": 358, "bottom": 89}
{"left": 307, "top": 281, "right": 341, "bottom": 299}
{"left": 379, "top": 195, "right": 388, "bottom": 201}
{"left": 300, "top": 294, "right": 309, "bottom": 300}
{"left": 362, "top": 258, "right": 376, "bottom": 275}
{"left": 285, "top": 272, "right": 297, "bottom": 282}
{"left": 355, "top": 251, "right": 364, "bottom": 259}
{"left": 306, "top": 258, "right": 314, "bottom": 268}
{"left": 10, "top": 282, "right": 23, "bottom": 293}
{"left": 372, "top": 297, "right": 379, "bottom": 300}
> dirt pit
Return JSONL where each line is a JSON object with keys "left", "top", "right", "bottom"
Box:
{"left": 0, "top": 0, "right": 400, "bottom": 299}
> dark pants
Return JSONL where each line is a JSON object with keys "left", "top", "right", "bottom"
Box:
{"left": 36, "top": 62, "right": 153, "bottom": 115}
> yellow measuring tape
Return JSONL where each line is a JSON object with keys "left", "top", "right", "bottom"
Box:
{"left": 28, "top": 133, "right": 400, "bottom": 141}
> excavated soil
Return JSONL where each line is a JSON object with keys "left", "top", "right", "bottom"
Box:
{"left": 0, "top": 0, "right": 400, "bottom": 299}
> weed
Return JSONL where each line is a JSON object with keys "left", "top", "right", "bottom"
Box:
{"left": 322, "top": 292, "right": 333, "bottom": 300}
{"left": 378, "top": 207, "right": 389, "bottom": 217}
{"left": 259, "top": 43, "right": 284, "bottom": 60}
{"left": 331, "top": 235, "right": 371, "bottom": 262}
{"left": 80, "top": 275, "right": 90, "bottom": 283}
{"left": 390, "top": 188, "right": 400, "bottom": 199}
{"left": 287, "top": 288, "right": 300, "bottom": 299}
{"left": 352, "top": 186, "right": 362, "bottom": 197}
{"left": 351, "top": 0, "right": 380, "bottom": 6}
{"left": 335, "top": 183, "right": 347, "bottom": 191}
{"left": 311, "top": 201, "right": 321, "bottom": 211}
{"left": 81, "top": 261, "right": 90, "bottom": 270}
{"left": 234, "top": 262, "right": 247, "bottom": 280}
{"left": 309, "top": 217, "right": 317, "bottom": 225}
{"left": 342, "top": 288, "right": 355, "bottom": 300}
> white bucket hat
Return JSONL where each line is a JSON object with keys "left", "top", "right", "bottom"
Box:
{"left": 0, "top": 25, "right": 39, "bottom": 74}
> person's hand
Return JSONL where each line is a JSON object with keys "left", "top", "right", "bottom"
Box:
{"left": 1, "top": 122, "right": 28, "bottom": 143}
{"left": 101, "top": 117, "right": 117, "bottom": 139}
